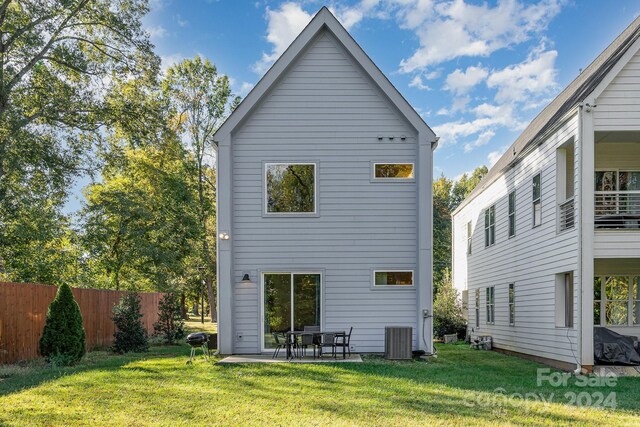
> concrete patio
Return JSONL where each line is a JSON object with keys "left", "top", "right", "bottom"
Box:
{"left": 217, "top": 354, "right": 363, "bottom": 364}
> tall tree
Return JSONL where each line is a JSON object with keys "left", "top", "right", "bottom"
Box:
{"left": 432, "top": 165, "right": 488, "bottom": 293}
{"left": 0, "top": 0, "right": 155, "bottom": 283}
{"left": 163, "top": 56, "right": 240, "bottom": 322}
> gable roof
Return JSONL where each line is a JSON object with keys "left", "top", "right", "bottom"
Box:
{"left": 453, "top": 15, "right": 640, "bottom": 215}
{"left": 213, "top": 7, "right": 436, "bottom": 142}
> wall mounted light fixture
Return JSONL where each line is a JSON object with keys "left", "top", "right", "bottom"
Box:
{"left": 218, "top": 232, "right": 230, "bottom": 240}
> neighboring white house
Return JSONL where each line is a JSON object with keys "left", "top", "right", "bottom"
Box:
{"left": 452, "top": 16, "right": 640, "bottom": 371}
{"left": 213, "top": 8, "right": 437, "bottom": 355}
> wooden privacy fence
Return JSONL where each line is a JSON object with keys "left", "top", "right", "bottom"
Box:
{"left": 0, "top": 282, "right": 163, "bottom": 364}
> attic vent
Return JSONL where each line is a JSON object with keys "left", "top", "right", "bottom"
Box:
{"left": 384, "top": 326, "right": 412, "bottom": 360}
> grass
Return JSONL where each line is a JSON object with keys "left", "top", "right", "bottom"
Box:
{"left": 1, "top": 325, "right": 639, "bottom": 427}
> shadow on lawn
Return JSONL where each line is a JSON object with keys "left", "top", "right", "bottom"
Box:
{"left": 0, "top": 345, "right": 183, "bottom": 398}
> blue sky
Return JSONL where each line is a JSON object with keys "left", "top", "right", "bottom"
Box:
{"left": 143, "top": 0, "right": 640, "bottom": 181}
{"left": 66, "top": 0, "right": 640, "bottom": 213}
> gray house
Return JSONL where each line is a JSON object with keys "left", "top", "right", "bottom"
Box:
{"left": 214, "top": 7, "right": 437, "bottom": 355}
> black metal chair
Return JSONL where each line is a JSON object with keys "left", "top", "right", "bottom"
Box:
{"left": 316, "top": 333, "right": 336, "bottom": 358}
{"left": 272, "top": 332, "right": 286, "bottom": 359}
{"left": 334, "top": 327, "right": 353, "bottom": 359}
{"left": 304, "top": 325, "right": 320, "bottom": 332}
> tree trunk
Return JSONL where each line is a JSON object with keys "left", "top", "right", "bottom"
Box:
{"left": 192, "top": 302, "right": 199, "bottom": 316}
{"left": 180, "top": 292, "right": 188, "bottom": 319}
{"left": 206, "top": 275, "right": 216, "bottom": 323}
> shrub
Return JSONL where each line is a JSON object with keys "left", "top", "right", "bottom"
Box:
{"left": 112, "top": 292, "right": 149, "bottom": 353}
{"left": 154, "top": 292, "right": 185, "bottom": 344}
{"left": 39, "top": 283, "right": 86, "bottom": 365}
{"left": 433, "top": 270, "right": 467, "bottom": 340}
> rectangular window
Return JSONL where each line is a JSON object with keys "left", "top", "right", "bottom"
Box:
{"left": 373, "top": 271, "right": 414, "bottom": 287}
{"left": 484, "top": 205, "right": 495, "bottom": 247}
{"left": 373, "top": 163, "right": 414, "bottom": 180}
{"left": 594, "top": 276, "right": 640, "bottom": 326}
{"left": 508, "top": 191, "right": 516, "bottom": 237}
{"left": 555, "top": 272, "right": 573, "bottom": 328}
{"left": 475, "top": 289, "right": 480, "bottom": 328}
{"left": 467, "top": 221, "right": 472, "bottom": 255}
{"left": 486, "top": 286, "right": 495, "bottom": 324}
{"left": 265, "top": 163, "right": 316, "bottom": 214}
{"left": 509, "top": 283, "right": 515, "bottom": 325}
{"left": 533, "top": 173, "right": 542, "bottom": 227}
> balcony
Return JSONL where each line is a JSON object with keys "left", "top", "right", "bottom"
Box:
{"left": 559, "top": 197, "right": 575, "bottom": 232}
{"left": 594, "top": 191, "right": 640, "bottom": 229}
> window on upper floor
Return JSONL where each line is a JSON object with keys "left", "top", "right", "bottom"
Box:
{"left": 508, "top": 191, "right": 516, "bottom": 238}
{"left": 486, "top": 286, "right": 495, "bottom": 324}
{"left": 484, "top": 205, "right": 495, "bottom": 247}
{"left": 557, "top": 141, "right": 575, "bottom": 232}
{"left": 532, "top": 173, "right": 542, "bottom": 227}
{"left": 372, "top": 163, "right": 415, "bottom": 180}
{"left": 467, "top": 221, "right": 472, "bottom": 255}
{"left": 265, "top": 163, "right": 316, "bottom": 214}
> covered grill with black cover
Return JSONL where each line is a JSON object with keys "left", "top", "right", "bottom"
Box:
{"left": 594, "top": 327, "right": 640, "bottom": 365}
{"left": 186, "top": 332, "right": 210, "bottom": 363}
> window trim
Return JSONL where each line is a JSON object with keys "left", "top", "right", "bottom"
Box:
{"left": 371, "top": 269, "right": 415, "bottom": 289}
{"left": 263, "top": 161, "right": 318, "bottom": 217}
{"left": 555, "top": 272, "right": 574, "bottom": 328}
{"left": 486, "top": 286, "right": 495, "bottom": 324}
{"left": 475, "top": 289, "right": 480, "bottom": 328}
{"left": 370, "top": 162, "right": 416, "bottom": 182}
{"left": 532, "top": 172, "right": 542, "bottom": 228}
{"left": 508, "top": 283, "right": 515, "bottom": 326}
{"left": 508, "top": 191, "right": 516, "bottom": 238}
{"left": 594, "top": 275, "right": 640, "bottom": 327}
{"left": 484, "top": 205, "right": 495, "bottom": 247}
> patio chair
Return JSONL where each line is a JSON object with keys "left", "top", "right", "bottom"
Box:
{"left": 303, "top": 325, "right": 320, "bottom": 332}
{"left": 334, "top": 327, "right": 353, "bottom": 359}
{"left": 315, "top": 333, "right": 336, "bottom": 358}
{"left": 272, "top": 332, "right": 286, "bottom": 359}
{"left": 299, "top": 333, "right": 317, "bottom": 358}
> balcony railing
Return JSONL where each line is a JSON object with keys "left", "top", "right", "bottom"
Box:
{"left": 595, "top": 191, "right": 640, "bottom": 229}
{"left": 559, "top": 197, "right": 575, "bottom": 232}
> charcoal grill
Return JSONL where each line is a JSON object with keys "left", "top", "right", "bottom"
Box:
{"left": 186, "top": 332, "right": 210, "bottom": 363}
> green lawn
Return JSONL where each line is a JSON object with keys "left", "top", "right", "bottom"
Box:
{"left": 1, "top": 326, "right": 639, "bottom": 426}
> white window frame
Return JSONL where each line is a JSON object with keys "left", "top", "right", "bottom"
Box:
{"left": 263, "top": 161, "right": 318, "bottom": 217}
{"left": 371, "top": 162, "right": 416, "bottom": 182}
{"left": 594, "top": 275, "right": 640, "bottom": 327}
{"left": 555, "top": 272, "right": 574, "bottom": 328}
{"left": 467, "top": 221, "right": 472, "bottom": 255}
{"left": 484, "top": 205, "right": 495, "bottom": 247}
{"left": 508, "top": 283, "right": 515, "bottom": 326}
{"left": 475, "top": 289, "right": 480, "bottom": 328}
{"left": 508, "top": 191, "right": 516, "bottom": 238}
{"left": 532, "top": 172, "right": 542, "bottom": 227}
{"left": 486, "top": 286, "right": 495, "bottom": 324}
{"left": 371, "top": 269, "right": 415, "bottom": 289}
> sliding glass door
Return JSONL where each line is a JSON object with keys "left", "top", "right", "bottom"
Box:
{"left": 263, "top": 272, "right": 321, "bottom": 350}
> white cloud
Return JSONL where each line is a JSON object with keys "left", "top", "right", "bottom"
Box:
{"left": 253, "top": 3, "right": 313, "bottom": 74}
{"left": 409, "top": 75, "right": 431, "bottom": 90}
{"left": 160, "top": 53, "right": 186, "bottom": 72}
{"left": 175, "top": 14, "right": 189, "bottom": 27}
{"left": 238, "top": 82, "right": 255, "bottom": 97}
{"left": 146, "top": 25, "right": 168, "bottom": 39}
{"left": 445, "top": 65, "right": 488, "bottom": 95}
{"left": 331, "top": 0, "right": 382, "bottom": 29}
{"left": 397, "top": 0, "right": 563, "bottom": 72}
{"left": 463, "top": 130, "right": 495, "bottom": 152}
{"left": 487, "top": 47, "right": 558, "bottom": 103}
{"left": 488, "top": 145, "right": 510, "bottom": 167}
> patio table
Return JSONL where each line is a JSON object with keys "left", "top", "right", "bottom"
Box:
{"left": 285, "top": 330, "right": 346, "bottom": 360}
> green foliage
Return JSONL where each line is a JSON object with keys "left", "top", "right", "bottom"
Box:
{"left": 433, "top": 270, "right": 466, "bottom": 339}
{"left": 112, "top": 292, "right": 149, "bottom": 354}
{"left": 39, "top": 283, "right": 86, "bottom": 365}
{"left": 0, "top": 0, "right": 156, "bottom": 285}
{"left": 433, "top": 166, "right": 488, "bottom": 292}
{"left": 153, "top": 293, "right": 185, "bottom": 344}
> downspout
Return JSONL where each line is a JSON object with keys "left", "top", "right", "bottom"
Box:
{"left": 576, "top": 105, "right": 584, "bottom": 375}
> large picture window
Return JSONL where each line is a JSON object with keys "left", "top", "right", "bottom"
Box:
{"left": 594, "top": 276, "right": 640, "bottom": 326}
{"left": 265, "top": 163, "right": 316, "bottom": 214}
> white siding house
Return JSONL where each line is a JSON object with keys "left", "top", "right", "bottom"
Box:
{"left": 453, "top": 16, "right": 640, "bottom": 371}
{"left": 214, "top": 8, "right": 437, "bottom": 355}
